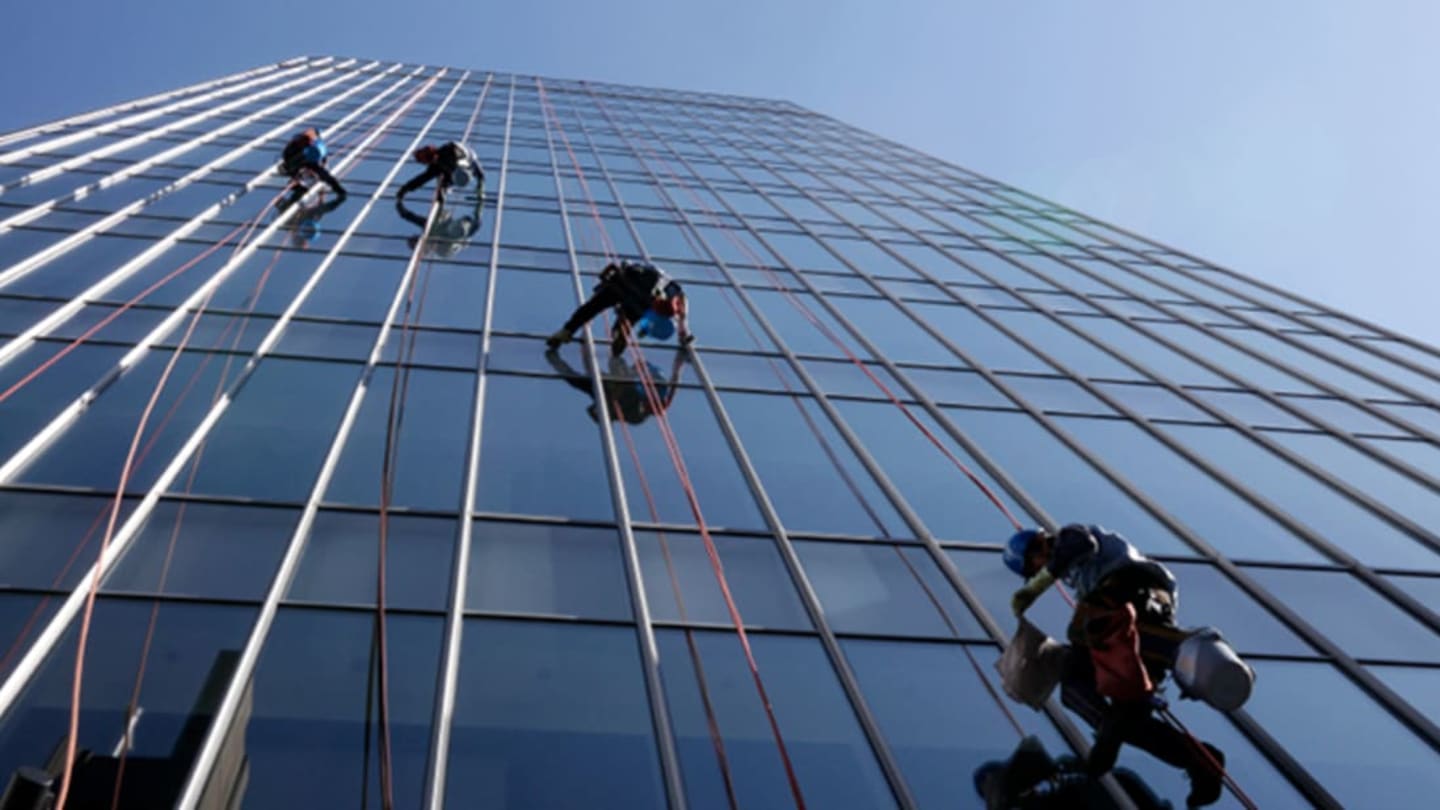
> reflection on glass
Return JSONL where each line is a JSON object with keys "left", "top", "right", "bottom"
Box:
{"left": 287, "top": 510, "right": 455, "bottom": 611}
{"left": 637, "top": 530, "right": 810, "bottom": 630}
{"left": 237, "top": 609, "right": 441, "bottom": 809}
{"left": 798, "top": 542, "right": 982, "bottom": 637}
{"left": 468, "top": 520, "right": 631, "bottom": 620}
{"left": 446, "top": 620, "right": 667, "bottom": 809}
{"left": 658, "top": 629, "right": 898, "bottom": 809}
{"left": 1242, "top": 567, "right": 1440, "bottom": 663}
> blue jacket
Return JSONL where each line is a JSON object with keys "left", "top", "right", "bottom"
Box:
{"left": 1046, "top": 524, "right": 1176, "bottom": 601}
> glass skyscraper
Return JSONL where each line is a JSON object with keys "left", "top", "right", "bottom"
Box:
{"left": 0, "top": 56, "right": 1437, "bottom": 809}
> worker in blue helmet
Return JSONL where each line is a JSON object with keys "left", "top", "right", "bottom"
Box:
{"left": 278, "top": 127, "right": 346, "bottom": 211}
{"left": 1006, "top": 525, "right": 1225, "bottom": 808}
{"left": 547, "top": 259, "right": 693, "bottom": 357}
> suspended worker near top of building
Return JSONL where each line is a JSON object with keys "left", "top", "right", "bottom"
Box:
{"left": 547, "top": 259, "right": 693, "bottom": 357}
{"left": 395, "top": 141, "right": 484, "bottom": 205}
{"left": 1003, "top": 524, "right": 1255, "bottom": 809}
{"left": 278, "top": 127, "right": 346, "bottom": 210}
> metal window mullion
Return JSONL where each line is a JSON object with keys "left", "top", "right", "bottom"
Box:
{"left": 0, "top": 57, "right": 318, "bottom": 152}
{"left": 0, "top": 64, "right": 422, "bottom": 485}
{"left": 590, "top": 90, "right": 1143, "bottom": 810}
{"left": 747, "top": 128, "right": 1440, "bottom": 635}
{"left": 169, "top": 68, "right": 467, "bottom": 809}
{"left": 0, "top": 60, "right": 377, "bottom": 290}
{"left": 938, "top": 158, "right": 1440, "bottom": 369}
{"left": 756, "top": 121, "right": 1440, "bottom": 549}
{"left": 423, "top": 71, "right": 503, "bottom": 810}
{"left": 686, "top": 123, "right": 1435, "bottom": 788}
{"left": 571, "top": 100, "right": 919, "bottom": 810}
{"left": 0, "top": 59, "right": 355, "bottom": 203}
{"left": 534, "top": 77, "right": 689, "bottom": 810}
{"left": 828, "top": 164, "right": 1440, "bottom": 533}
{"left": 658, "top": 104, "right": 1059, "bottom": 529}
{"left": 0, "top": 60, "right": 364, "bottom": 231}
{"left": 0, "top": 59, "right": 321, "bottom": 169}
{"left": 747, "top": 127, "right": 1440, "bottom": 756}
{"left": 0, "top": 63, "right": 412, "bottom": 370}
{"left": 0, "top": 68, "right": 455, "bottom": 734}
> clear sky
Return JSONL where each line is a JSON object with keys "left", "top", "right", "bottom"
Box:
{"left": 4, "top": 1, "right": 1437, "bottom": 345}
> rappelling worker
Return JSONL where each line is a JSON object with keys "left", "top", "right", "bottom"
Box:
{"left": 395, "top": 141, "right": 484, "bottom": 206}
{"left": 1006, "top": 524, "right": 1233, "bottom": 808}
{"left": 278, "top": 127, "right": 346, "bottom": 210}
{"left": 545, "top": 346, "right": 686, "bottom": 424}
{"left": 546, "top": 259, "right": 692, "bottom": 357}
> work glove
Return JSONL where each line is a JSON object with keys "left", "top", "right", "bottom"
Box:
{"left": 680, "top": 333, "right": 695, "bottom": 347}
{"left": 1010, "top": 569, "right": 1055, "bottom": 617}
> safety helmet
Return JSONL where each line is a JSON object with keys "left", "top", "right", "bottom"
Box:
{"left": 636, "top": 310, "right": 675, "bottom": 341}
{"left": 1004, "top": 529, "right": 1042, "bottom": 577}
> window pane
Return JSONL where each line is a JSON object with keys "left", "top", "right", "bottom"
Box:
{"left": 946, "top": 409, "right": 1193, "bottom": 555}
{"left": 1369, "top": 665, "right": 1440, "bottom": 727}
{"left": 836, "top": 400, "right": 1031, "bottom": 541}
{"left": 325, "top": 366, "right": 474, "bottom": 510}
{"left": 910, "top": 303, "right": 1052, "bottom": 373}
{"left": 1164, "top": 424, "right": 1437, "bottom": 570}
{"left": 1164, "top": 562, "right": 1314, "bottom": 657}
{"left": 637, "top": 531, "right": 810, "bottom": 630}
{"left": 657, "top": 629, "right": 897, "bottom": 809}
{"left": 287, "top": 511, "right": 455, "bottom": 611}
{"left": 1057, "top": 417, "right": 1329, "bottom": 564}
{"left": 1244, "top": 660, "right": 1440, "bottom": 809}
{"left": 468, "top": 520, "right": 631, "bottom": 620}
{"left": 182, "top": 358, "right": 359, "bottom": 502}
{"left": 0, "top": 600, "right": 255, "bottom": 809}
{"left": 234, "top": 609, "right": 442, "bottom": 809}
{"left": 1242, "top": 567, "right": 1440, "bottom": 663}
{"left": 844, "top": 639, "right": 1072, "bottom": 809}
{"left": 987, "top": 309, "right": 1142, "bottom": 380}
{"left": 105, "top": 500, "right": 295, "bottom": 601}
{"left": 723, "top": 392, "right": 907, "bottom": 537}
{"left": 475, "top": 374, "right": 613, "bottom": 520}
{"left": 797, "top": 542, "right": 983, "bottom": 637}
{"left": 446, "top": 620, "right": 667, "bottom": 809}
{"left": 828, "top": 297, "right": 956, "bottom": 365}
{"left": 1264, "top": 430, "right": 1440, "bottom": 534}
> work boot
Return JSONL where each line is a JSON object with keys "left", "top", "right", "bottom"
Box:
{"left": 1186, "top": 743, "right": 1225, "bottom": 808}
{"left": 546, "top": 329, "right": 572, "bottom": 350}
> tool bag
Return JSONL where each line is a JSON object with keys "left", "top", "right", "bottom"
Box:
{"left": 996, "top": 619, "right": 1066, "bottom": 708}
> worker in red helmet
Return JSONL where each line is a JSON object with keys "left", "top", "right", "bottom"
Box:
{"left": 1007, "top": 525, "right": 1227, "bottom": 808}
{"left": 395, "top": 141, "right": 484, "bottom": 206}
{"left": 547, "top": 259, "right": 693, "bottom": 357}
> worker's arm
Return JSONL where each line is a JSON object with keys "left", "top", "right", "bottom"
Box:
{"left": 394, "top": 196, "right": 429, "bottom": 228}
{"left": 675, "top": 294, "right": 694, "bottom": 346}
{"left": 662, "top": 348, "right": 688, "bottom": 408}
{"left": 396, "top": 166, "right": 441, "bottom": 202}
{"left": 306, "top": 163, "right": 346, "bottom": 198}
{"left": 1011, "top": 568, "right": 1055, "bottom": 616}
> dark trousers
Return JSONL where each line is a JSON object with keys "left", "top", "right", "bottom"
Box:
{"left": 562, "top": 282, "right": 638, "bottom": 356}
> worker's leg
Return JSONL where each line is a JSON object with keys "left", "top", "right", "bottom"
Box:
{"left": 563, "top": 283, "right": 621, "bottom": 334}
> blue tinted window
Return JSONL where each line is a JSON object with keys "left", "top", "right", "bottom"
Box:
{"left": 828, "top": 297, "right": 957, "bottom": 365}
{"left": 947, "top": 408, "right": 1193, "bottom": 555}
{"left": 1264, "top": 430, "right": 1440, "bottom": 534}
{"left": 0, "top": 600, "right": 254, "bottom": 809}
{"left": 183, "top": 358, "right": 359, "bottom": 502}
{"left": 106, "top": 500, "right": 295, "bottom": 601}
{"left": 1369, "top": 665, "right": 1440, "bottom": 727}
{"left": 798, "top": 542, "right": 982, "bottom": 637}
{"left": 845, "top": 639, "right": 1072, "bottom": 809}
{"left": 475, "top": 373, "right": 613, "bottom": 519}
{"left": 909, "top": 304, "right": 1052, "bottom": 373}
{"left": 0, "top": 341, "right": 126, "bottom": 462}
{"left": 1165, "top": 561, "right": 1314, "bottom": 656}
{"left": 1244, "top": 660, "right": 1440, "bottom": 808}
{"left": 658, "top": 629, "right": 898, "bottom": 809}
{"left": 1057, "top": 417, "right": 1329, "bottom": 564}
{"left": 637, "top": 531, "right": 810, "bottom": 630}
{"left": 325, "top": 366, "right": 474, "bottom": 511}
{"left": 492, "top": 269, "right": 578, "bottom": 335}
{"left": 1165, "top": 424, "right": 1437, "bottom": 570}
{"left": 987, "top": 309, "right": 1142, "bottom": 380}
{"left": 836, "top": 400, "right": 1031, "bottom": 541}
{"left": 1062, "top": 316, "right": 1231, "bottom": 387}
{"left": 722, "top": 392, "right": 908, "bottom": 537}
{"left": 287, "top": 510, "right": 455, "bottom": 611}
{"left": 1242, "top": 566, "right": 1440, "bottom": 663}
{"left": 1386, "top": 574, "right": 1440, "bottom": 614}
{"left": 446, "top": 620, "right": 667, "bottom": 809}
{"left": 468, "top": 520, "right": 631, "bottom": 620}
{"left": 0, "top": 490, "right": 136, "bottom": 591}
{"left": 239, "top": 609, "right": 442, "bottom": 809}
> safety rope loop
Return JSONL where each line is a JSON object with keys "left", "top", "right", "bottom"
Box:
{"left": 537, "top": 78, "right": 807, "bottom": 810}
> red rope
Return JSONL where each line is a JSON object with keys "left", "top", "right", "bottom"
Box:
{"left": 538, "top": 79, "right": 807, "bottom": 809}
{"left": 1161, "top": 706, "right": 1259, "bottom": 810}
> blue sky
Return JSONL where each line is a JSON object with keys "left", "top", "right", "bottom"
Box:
{"left": 4, "top": 1, "right": 1437, "bottom": 344}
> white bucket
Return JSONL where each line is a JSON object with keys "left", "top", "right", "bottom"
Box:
{"left": 1174, "top": 627, "right": 1255, "bottom": 711}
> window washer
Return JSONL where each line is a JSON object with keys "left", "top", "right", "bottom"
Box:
{"left": 1006, "top": 524, "right": 1228, "bottom": 809}
{"left": 395, "top": 141, "right": 484, "bottom": 206}
{"left": 278, "top": 127, "right": 346, "bottom": 210}
{"left": 546, "top": 259, "right": 693, "bottom": 357}
{"left": 545, "top": 345, "right": 686, "bottom": 424}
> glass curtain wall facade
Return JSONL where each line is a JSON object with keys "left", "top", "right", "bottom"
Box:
{"left": 0, "top": 56, "right": 1438, "bottom": 809}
